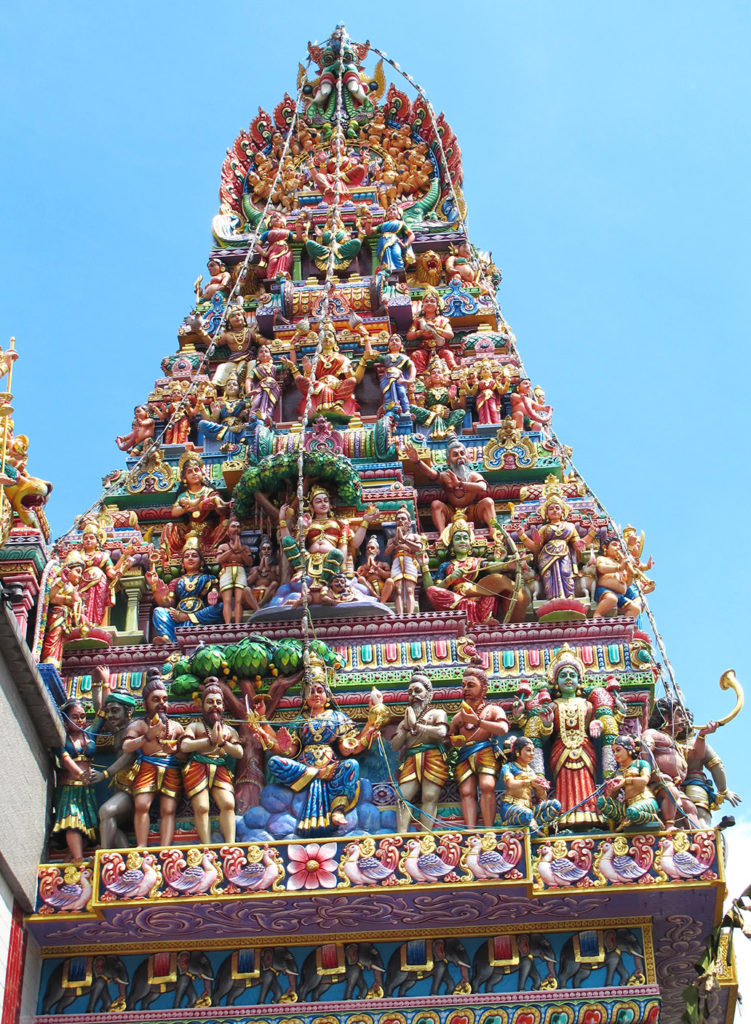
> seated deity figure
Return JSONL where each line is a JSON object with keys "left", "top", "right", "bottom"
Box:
{"left": 510, "top": 378, "right": 553, "bottom": 433}
{"left": 197, "top": 374, "right": 249, "bottom": 447}
{"left": 406, "top": 289, "right": 456, "bottom": 375}
{"left": 305, "top": 209, "right": 362, "bottom": 273}
{"left": 271, "top": 485, "right": 380, "bottom": 608}
{"left": 410, "top": 358, "right": 465, "bottom": 437}
{"left": 498, "top": 735, "right": 560, "bottom": 830}
{"left": 596, "top": 735, "right": 661, "bottom": 831}
{"left": 284, "top": 320, "right": 368, "bottom": 421}
{"left": 247, "top": 655, "right": 386, "bottom": 834}
{"left": 594, "top": 536, "right": 641, "bottom": 618}
{"left": 421, "top": 513, "right": 529, "bottom": 625}
{"left": 212, "top": 305, "right": 259, "bottom": 388}
{"left": 148, "top": 538, "right": 224, "bottom": 643}
{"left": 161, "top": 452, "right": 231, "bottom": 559}
{"left": 403, "top": 434, "right": 501, "bottom": 544}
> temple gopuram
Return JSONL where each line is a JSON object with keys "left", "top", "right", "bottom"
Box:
{"left": 2, "top": 25, "right": 745, "bottom": 1024}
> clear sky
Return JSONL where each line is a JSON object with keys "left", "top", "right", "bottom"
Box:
{"left": 2, "top": 0, "right": 750, "bottom": 898}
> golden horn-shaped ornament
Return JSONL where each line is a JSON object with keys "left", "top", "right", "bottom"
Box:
{"left": 706, "top": 669, "right": 744, "bottom": 729}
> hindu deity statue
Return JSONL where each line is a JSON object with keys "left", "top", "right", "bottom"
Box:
{"left": 383, "top": 505, "right": 422, "bottom": 615}
{"left": 259, "top": 211, "right": 294, "bottom": 280}
{"left": 115, "top": 404, "right": 155, "bottom": 453}
{"left": 368, "top": 335, "right": 415, "bottom": 416}
{"left": 274, "top": 485, "right": 379, "bottom": 606}
{"left": 41, "top": 551, "right": 96, "bottom": 668}
{"left": 148, "top": 538, "right": 224, "bottom": 643}
{"left": 308, "top": 29, "right": 371, "bottom": 111}
{"left": 161, "top": 452, "right": 230, "bottom": 558}
{"left": 596, "top": 735, "right": 661, "bottom": 831}
{"left": 245, "top": 345, "right": 283, "bottom": 425}
{"left": 51, "top": 677, "right": 104, "bottom": 860}
{"left": 594, "top": 536, "right": 641, "bottom": 618}
{"left": 498, "top": 735, "right": 561, "bottom": 830}
{"left": 212, "top": 305, "right": 259, "bottom": 387}
{"left": 622, "top": 524, "right": 656, "bottom": 594}
{"left": 642, "top": 697, "right": 741, "bottom": 828}
{"left": 286, "top": 320, "right": 368, "bottom": 420}
{"left": 517, "top": 478, "right": 597, "bottom": 601}
{"left": 153, "top": 383, "right": 197, "bottom": 446}
{"left": 421, "top": 513, "right": 528, "bottom": 625}
{"left": 410, "top": 358, "right": 465, "bottom": 436}
{"left": 462, "top": 359, "right": 509, "bottom": 425}
{"left": 540, "top": 644, "right": 617, "bottom": 827}
{"left": 305, "top": 209, "right": 362, "bottom": 272}
{"left": 356, "top": 535, "right": 395, "bottom": 604}
{"left": 375, "top": 202, "right": 416, "bottom": 273}
{"left": 445, "top": 242, "right": 478, "bottom": 285}
{"left": 447, "top": 666, "right": 508, "bottom": 828}
{"left": 406, "top": 290, "right": 456, "bottom": 374}
{"left": 248, "top": 655, "right": 386, "bottom": 834}
{"left": 215, "top": 515, "right": 256, "bottom": 624}
{"left": 197, "top": 374, "right": 249, "bottom": 447}
{"left": 391, "top": 671, "right": 449, "bottom": 832}
{"left": 196, "top": 257, "right": 232, "bottom": 302}
{"left": 75, "top": 520, "right": 120, "bottom": 626}
{"left": 509, "top": 378, "right": 553, "bottom": 433}
{"left": 245, "top": 535, "right": 281, "bottom": 607}
{"left": 404, "top": 435, "right": 500, "bottom": 542}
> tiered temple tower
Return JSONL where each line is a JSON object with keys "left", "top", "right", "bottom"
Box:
{"left": 21, "top": 27, "right": 740, "bottom": 1024}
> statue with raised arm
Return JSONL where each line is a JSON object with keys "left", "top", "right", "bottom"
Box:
{"left": 404, "top": 434, "right": 500, "bottom": 542}
{"left": 180, "top": 681, "right": 244, "bottom": 843}
{"left": 447, "top": 666, "right": 508, "bottom": 828}
{"left": 89, "top": 679, "right": 139, "bottom": 850}
{"left": 391, "top": 671, "right": 449, "bottom": 832}
{"left": 161, "top": 452, "right": 230, "bottom": 559}
{"left": 247, "top": 655, "right": 386, "bottom": 835}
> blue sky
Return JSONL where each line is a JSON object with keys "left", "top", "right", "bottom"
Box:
{"left": 2, "top": 2, "right": 750, "bottom": 835}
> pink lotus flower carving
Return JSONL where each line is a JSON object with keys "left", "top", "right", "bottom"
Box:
{"left": 286, "top": 842, "right": 339, "bottom": 890}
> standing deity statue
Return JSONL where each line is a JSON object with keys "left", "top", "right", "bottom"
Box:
{"left": 75, "top": 521, "right": 121, "bottom": 626}
{"left": 215, "top": 515, "right": 256, "bottom": 623}
{"left": 447, "top": 666, "right": 509, "bottom": 828}
{"left": 517, "top": 479, "right": 597, "bottom": 601}
{"left": 245, "top": 535, "right": 281, "bottom": 608}
{"left": 180, "top": 681, "right": 244, "bottom": 843}
{"left": 642, "top": 698, "right": 740, "bottom": 828}
{"left": 391, "top": 671, "right": 449, "bottom": 832}
{"left": 375, "top": 203, "right": 416, "bottom": 273}
{"left": 51, "top": 677, "right": 105, "bottom": 860}
{"left": 122, "top": 670, "right": 184, "bottom": 848}
{"left": 540, "top": 644, "right": 616, "bottom": 827}
{"left": 369, "top": 335, "right": 415, "bottom": 417}
{"left": 245, "top": 345, "right": 283, "bottom": 424}
{"left": 41, "top": 552, "right": 96, "bottom": 669}
{"left": 259, "top": 211, "right": 294, "bottom": 280}
{"left": 384, "top": 505, "right": 422, "bottom": 616}
{"left": 356, "top": 535, "right": 395, "bottom": 604}
{"left": 88, "top": 677, "right": 139, "bottom": 850}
